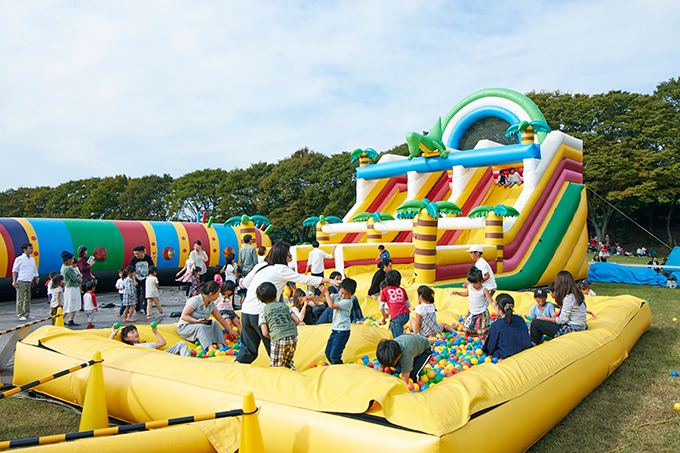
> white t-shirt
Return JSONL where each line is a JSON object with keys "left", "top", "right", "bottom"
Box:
{"left": 240, "top": 262, "right": 323, "bottom": 316}
{"left": 475, "top": 257, "right": 496, "bottom": 292}
{"left": 146, "top": 275, "right": 160, "bottom": 298}
{"left": 468, "top": 285, "right": 489, "bottom": 315}
{"left": 49, "top": 286, "right": 63, "bottom": 308}
{"left": 258, "top": 255, "right": 266, "bottom": 263}
{"left": 133, "top": 342, "right": 156, "bottom": 349}
{"left": 83, "top": 292, "right": 96, "bottom": 311}
{"left": 414, "top": 303, "right": 435, "bottom": 317}
{"left": 225, "top": 264, "right": 237, "bottom": 282}
{"left": 307, "top": 248, "right": 333, "bottom": 274}
{"left": 507, "top": 172, "right": 520, "bottom": 183}
{"left": 115, "top": 278, "right": 125, "bottom": 294}
{"left": 189, "top": 250, "right": 208, "bottom": 275}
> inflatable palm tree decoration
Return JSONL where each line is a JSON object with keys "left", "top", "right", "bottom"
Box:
{"left": 505, "top": 120, "right": 550, "bottom": 145}
{"left": 396, "top": 199, "right": 461, "bottom": 283}
{"left": 350, "top": 148, "right": 379, "bottom": 167}
{"left": 302, "top": 214, "right": 343, "bottom": 244}
{"left": 468, "top": 204, "right": 520, "bottom": 273}
{"left": 351, "top": 212, "right": 395, "bottom": 243}
{"left": 225, "top": 214, "right": 272, "bottom": 242}
{"left": 406, "top": 117, "right": 448, "bottom": 160}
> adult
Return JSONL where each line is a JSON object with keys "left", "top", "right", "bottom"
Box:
{"left": 648, "top": 257, "right": 661, "bottom": 273}
{"left": 189, "top": 240, "right": 209, "bottom": 283}
{"left": 60, "top": 251, "right": 81, "bottom": 326}
{"left": 76, "top": 245, "right": 96, "bottom": 293}
{"left": 130, "top": 245, "right": 155, "bottom": 314}
{"left": 176, "top": 281, "right": 233, "bottom": 350}
{"left": 529, "top": 271, "right": 588, "bottom": 343}
{"left": 305, "top": 240, "right": 333, "bottom": 295}
{"left": 239, "top": 234, "right": 258, "bottom": 276}
{"left": 467, "top": 245, "right": 497, "bottom": 296}
{"left": 12, "top": 243, "right": 39, "bottom": 320}
{"left": 235, "top": 241, "right": 332, "bottom": 364}
{"left": 367, "top": 258, "right": 392, "bottom": 299}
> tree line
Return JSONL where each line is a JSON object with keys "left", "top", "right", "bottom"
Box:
{"left": 1, "top": 78, "right": 678, "bottom": 248}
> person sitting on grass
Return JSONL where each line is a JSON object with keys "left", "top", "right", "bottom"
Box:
{"left": 110, "top": 324, "right": 191, "bottom": 357}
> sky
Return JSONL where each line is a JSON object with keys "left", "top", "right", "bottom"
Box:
{"left": 1, "top": 0, "right": 678, "bottom": 191}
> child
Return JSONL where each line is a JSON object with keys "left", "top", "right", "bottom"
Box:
{"left": 175, "top": 258, "right": 195, "bottom": 283}
{"left": 375, "top": 244, "right": 390, "bottom": 262}
{"left": 461, "top": 245, "right": 497, "bottom": 296}
{"left": 506, "top": 167, "right": 522, "bottom": 186}
{"left": 116, "top": 268, "right": 126, "bottom": 317}
{"left": 188, "top": 268, "right": 201, "bottom": 298}
{"left": 291, "top": 288, "right": 317, "bottom": 325}
{"left": 376, "top": 334, "right": 432, "bottom": 383}
{"left": 145, "top": 266, "right": 164, "bottom": 318}
{"left": 530, "top": 271, "right": 588, "bottom": 343}
{"left": 482, "top": 294, "right": 533, "bottom": 359}
{"left": 45, "top": 271, "right": 57, "bottom": 306}
{"left": 380, "top": 270, "right": 412, "bottom": 338}
{"left": 451, "top": 266, "right": 497, "bottom": 340}
{"left": 497, "top": 169, "right": 507, "bottom": 186}
{"left": 410, "top": 286, "right": 454, "bottom": 337}
{"left": 48, "top": 274, "right": 63, "bottom": 326}
{"left": 217, "top": 281, "right": 241, "bottom": 338}
{"left": 320, "top": 278, "right": 357, "bottom": 364}
{"left": 257, "top": 246, "right": 267, "bottom": 264}
{"left": 110, "top": 324, "right": 191, "bottom": 357}
{"left": 579, "top": 280, "right": 596, "bottom": 296}
{"left": 82, "top": 281, "right": 98, "bottom": 329}
{"left": 213, "top": 265, "right": 224, "bottom": 286}
{"left": 122, "top": 266, "right": 136, "bottom": 322}
{"left": 378, "top": 280, "right": 390, "bottom": 322}
{"left": 257, "top": 282, "right": 301, "bottom": 370}
{"left": 529, "top": 288, "right": 555, "bottom": 319}
{"left": 224, "top": 253, "right": 237, "bottom": 283}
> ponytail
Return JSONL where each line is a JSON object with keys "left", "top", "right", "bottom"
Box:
{"left": 495, "top": 293, "right": 515, "bottom": 325}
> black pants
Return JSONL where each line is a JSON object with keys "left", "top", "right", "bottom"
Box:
{"left": 311, "top": 272, "right": 324, "bottom": 295}
{"left": 410, "top": 348, "right": 433, "bottom": 382}
{"left": 235, "top": 313, "right": 271, "bottom": 364}
{"left": 530, "top": 319, "right": 560, "bottom": 344}
{"left": 135, "top": 280, "right": 147, "bottom": 313}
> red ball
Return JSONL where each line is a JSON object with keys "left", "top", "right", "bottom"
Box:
{"left": 311, "top": 364, "right": 318, "bottom": 368}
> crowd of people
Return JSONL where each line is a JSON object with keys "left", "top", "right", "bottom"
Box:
{"left": 11, "top": 238, "right": 600, "bottom": 383}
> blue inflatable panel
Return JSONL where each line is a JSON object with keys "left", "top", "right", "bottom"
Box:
{"left": 588, "top": 262, "right": 667, "bottom": 286}
{"left": 356, "top": 143, "right": 540, "bottom": 180}
{"left": 664, "top": 246, "right": 680, "bottom": 268}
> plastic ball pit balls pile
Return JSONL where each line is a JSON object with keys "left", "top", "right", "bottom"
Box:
{"left": 360, "top": 330, "right": 503, "bottom": 393}
{"left": 187, "top": 328, "right": 241, "bottom": 358}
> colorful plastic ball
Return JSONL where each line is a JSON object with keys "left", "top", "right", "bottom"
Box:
{"left": 150, "top": 322, "right": 157, "bottom": 328}
{"left": 673, "top": 318, "right": 678, "bottom": 322}
{"left": 675, "top": 403, "right": 680, "bottom": 411}
{"left": 114, "top": 322, "right": 121, "bottom": 329}
{"left": 671, "top": 371, "right": 679, "bottom": 377}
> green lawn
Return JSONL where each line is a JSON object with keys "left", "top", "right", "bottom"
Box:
{"left": 528, "top": 283, "right": 680, "bottom": 453}
{"left": 0, "top": 397, "right": 81, "bottom": 442}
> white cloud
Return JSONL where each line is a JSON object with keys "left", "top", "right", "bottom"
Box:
{"left": 1, "top": 0, "right": 678, "bottom": 191}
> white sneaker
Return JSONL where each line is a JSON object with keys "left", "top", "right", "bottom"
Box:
{"left": 19, "top": 316, "right": 27, "bottom": 321}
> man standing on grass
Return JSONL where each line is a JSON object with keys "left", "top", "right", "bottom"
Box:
{"left": 12, "top": 243, "right": 39, "bottom": 321}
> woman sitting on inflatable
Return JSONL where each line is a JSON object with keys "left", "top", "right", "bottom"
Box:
{"left": 176, "top": 281, "right": 235, "bottom": 350}
{"left": 529, "top": 271, "right": 587, "bottom": 344}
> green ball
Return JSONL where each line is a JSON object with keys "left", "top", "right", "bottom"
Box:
{"left": 151, "top": 322, "right": 157, "bottom": 328}
{"left": 114, "top": 322, "right": 121, "bottom": 329}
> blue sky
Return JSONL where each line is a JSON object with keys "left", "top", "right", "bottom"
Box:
{"left": 1, "top": 0, "right": 678, "bottom": 191}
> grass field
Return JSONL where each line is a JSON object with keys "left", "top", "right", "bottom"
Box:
{"left": 1, "top": 279, "right": 679, "bottom": 451}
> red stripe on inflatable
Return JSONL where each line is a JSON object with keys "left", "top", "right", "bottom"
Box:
{"left": 0, "top": 223, "right": 14, "bottom": 278}
{"left": 425, "top": 172, "right": 449, "bottom": 202}
{"left": 183, "top": 223, "right": 212, "bottom": 263}
{"left": 110, "top": 221, "right": 152, "bottom": 266}
{"left": 344, "top": 257, "right": 413, "bottom": 267}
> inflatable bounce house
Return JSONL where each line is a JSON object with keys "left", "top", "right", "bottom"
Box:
{"left": 0, "top": 214, "right": 272, "bottom": 301}
{"left": 7, "top": 88, "right": 650, "bottom": 453}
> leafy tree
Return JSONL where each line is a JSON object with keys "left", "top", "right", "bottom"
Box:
{"left": 218, "top": 161, "right": 275, "bottom": 221}
{"left": 83, "top": 175, "right": 129, "bottom": 219}
{"left": 119, "top": 174, "right": 173, "bottom": 220}
{"left": 45, "top": 178, "right": 101, "bottom": 218}
{"left": 167, "top": 169, "right": 228, "bottom": 221}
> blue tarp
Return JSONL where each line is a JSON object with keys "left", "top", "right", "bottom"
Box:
{"left": 588, "top": 262, "right": 667, "bottom": 286}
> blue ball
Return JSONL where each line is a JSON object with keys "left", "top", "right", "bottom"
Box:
{"left": 671, "top": 371, "right": 679, "bottom": 377}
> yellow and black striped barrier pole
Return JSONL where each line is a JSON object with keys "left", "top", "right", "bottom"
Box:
{"left": 0, "top": 408, "right": 251, "bottom": 450}
{"left": 0, "top": 359, "right": 97, "bottom": 400}
{"left": 0, "top": 314, "right": 57, "bottom": 336}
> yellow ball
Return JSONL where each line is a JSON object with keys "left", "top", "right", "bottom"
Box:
{"left": 427, "top": 370, "right": 435, "bottom": 379}
{"left": 673, "top": 318, "right": 678, "bottom": 322}
{"left": 475, "top": 348, "right": 483, "bottom": 356}
{"left": 413, "top": 384, "right": 419, "bottom": 391}
{"left": 421, "top": 376, "right": 429, "bottom": 383}
{"left": 675, "top": 403, "right": 680, "bottom": 411}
